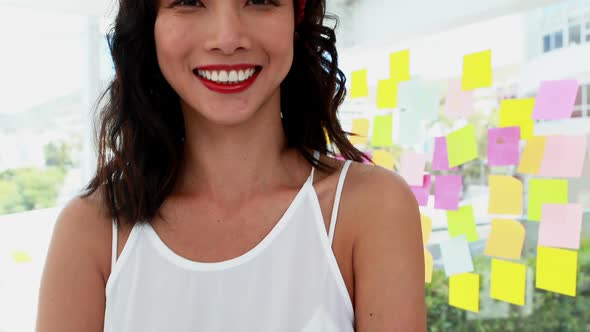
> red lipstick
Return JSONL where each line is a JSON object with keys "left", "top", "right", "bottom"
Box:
{"left": 194, "top": 64, "right": 261, "bottom": 94}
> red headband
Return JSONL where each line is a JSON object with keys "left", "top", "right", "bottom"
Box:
{"left": 297, "top": 0, "right": 306, "bottom": 24}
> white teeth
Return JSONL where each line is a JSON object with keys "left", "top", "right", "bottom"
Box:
{"left": 197, "top": 67, "right": 257, "bottom": 84}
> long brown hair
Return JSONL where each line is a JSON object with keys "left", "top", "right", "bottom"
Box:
{"left": 82, "top": 0, "right": 372, "bottom": 226}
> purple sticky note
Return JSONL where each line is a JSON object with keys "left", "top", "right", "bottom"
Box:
{"left": 432, "top": 137, "right": 458, "bottom": 171}
{"left": 488, "top": 127, "right": 520, "bottom": 166}
{"left": 539, "top": 135, "right": 587, "bottom": 177}
{"left": 538, "top": 203, "right": 583, "bottom": 249}
{"left": 532, "top": 79, "right": 579, "bottom": 120}
{"left": 410, "top": 174, "right": 431, "bottom": 206}
{"left": 435, "top": 175, "right": 462, "bottom": 210}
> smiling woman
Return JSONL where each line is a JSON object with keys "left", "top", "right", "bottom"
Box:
{"left": 35, "top": 0, "right": 426, "bottom": 331}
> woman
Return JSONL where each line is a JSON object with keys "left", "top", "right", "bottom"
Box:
{"left": 36, "top": 0, "right": 426, "bottom": 330}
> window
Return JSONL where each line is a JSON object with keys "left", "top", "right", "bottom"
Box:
{"left": 543, "top": 34, "right": 552, "bottom": 52}
{"left": 569, "top": 24, "right": 581, "bottom": 44}
{"left": 554, "top": 30, "right": 564, "bottom": 48}
{"left": 586, "top": 21, "right": 590, "bottom": 42}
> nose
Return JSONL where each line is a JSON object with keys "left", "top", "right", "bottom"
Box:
{"left": 203, "top": 5, "right": 250, "bottom": 55}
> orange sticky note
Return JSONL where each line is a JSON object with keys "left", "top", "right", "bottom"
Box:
{"left": 377, "top": 79, "right": 398, "bottom": 109}
{"left": 499, "top": 98, "right": 535, "bottom": 140}
{"left": 518, "top": 136, "right": 546, "bottom": 174}
{"left": 449, "top": 273, "right": 480, "bottom": 312}
{"left": 425, "top": 249, "right": 433, "bottom": 284}
{"left": 372, "top": 150, "right": 395, "bottom": 170}
{"left": 484, "top": 219, "right": 525, "bottom": 259}
{"left": 490, "top": 259, "right": 527, "bottom": 306}
{"left": 351, "top": 69, "right": 368, "bottom": 98}
{"left": 462, "top": 50, "right": 492, "bottom": 90}
{"left": 420, "top": 214, "right": 432, "bottom": 244}
{"left": 349, "top": 118, "right": 370, "bottom": 145}
{"left": 488, "top": 175, "right": 523, "bottom": 215}
{"left": 536, "top": 246, "right": 578, "bottom": 297}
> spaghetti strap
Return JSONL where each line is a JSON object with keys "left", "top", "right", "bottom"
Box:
{"left": 310, "top": 150, "right": 320, "bottom": 184}
{"left": 111, "top": 218, "right": 118, "bottom": 272}
{"left": 328, "top": 160, "right": 352, "bottom": 246}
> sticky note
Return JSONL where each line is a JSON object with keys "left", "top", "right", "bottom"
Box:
{"left": 434, "top": 175, "right": 462, "bottom": 210}
{"left": 539, "top": 135, "right": 587, "bottom": 177}
{"left": 490, "top": 259, "right": 526, "bottom": 306}
{"left": 446, "top": 205, "right": 478, "bottom": 242}
{"left": 410, "top": 174, "right": 431, "bottom": 206}
{"left": 462, "top": 49, "right": 492, "bottom": 90}
{"left": 432, "top": 136, "right": 457, "bottom": 171}
{"left": 425, "top": 249, "right": 433, "bottom": 284}
{"left": 518, "top": 136, "right": 546, "bottom": 174}
{"left": 390, "top": 49, "right": 410, "bottom": 82}
{"left": 371, "top": 114, "right": 393, "bottom": 147}
{"left": 446, "top": 124, "right": 478, "bottom": 167}
{"left": 449, "top": 273, "right": 480, "bottom": 312}
{"left": 488, "top": 175, "right": 523, "bottom": 215}
{"left": 440, "top": 235, "right": 474, "bottom": 277}
{"left": 400, "top": 151, "right": 427, "bottom": 186}
{"left": 372, "top": 150, "right": 395, "bottom": 169}
{"left": 527, "top": 179, "right": 568, "bottom": 221}
{"left": 488, "top": 127, "right": 520, "bottom": 166}
{"left": 538, "top": 203, "right": 583, "bottom": 250}
{"left": 536, "top": 246, "right": 578, "bottom": 297}
{"left": 484, "top": 219, "right": 525, "bottom": 259}
{"left": 398, "top": 111, "right": 423, "bottom": 146}
{"left": 350, "top": 69, "right": 368, "bottom": 98}
{"left": 532, "top": 79, "right": 579, "bottom": 120}
{"left": 397, "top": 79, "right": 441, "bottom": 124}
{"left": 11, "top": 250, "right": 32, "bottom": 263}
{"left": 445, "top": 79, "right": 473, "bottom": 119}
{"left": 421, "top": 214, "right": 433, "bottom": 244}
{"left": 499, "top": 98, "right": 535, "bottom": 140}
{"left": 349, "top": 118, "right": 370, "bottom": 145}
{"left": 377, "top": 79, "right": 398, "bottom": 109}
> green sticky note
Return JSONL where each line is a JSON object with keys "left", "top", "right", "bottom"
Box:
{"left": 446, "top": 124, "right": 478, "bottom": 167}
{"left": 351, "top": 69, "right": 368, "bottom": 98}
{"left": 371, "top": 114, "right": 393, "bottom": 147}
{"left": 390, "top": 49, "right": 410, "bottom": 82}
{"left": 377, "top": 79, "right": 398, "bottom": 109}
{"left": 446, "top": 205, "right": 479, "bottom": 242}
{"left": 499, "top": 98, "right": 536, "bottom": 140}
{"left": 462, "top": 49, "right": 492, "bottom": 90}
{"left": 12, "top": 251, "right": 32, "bottom": 263}
{"left": 527, "top": 179, "right": 568, "bottom": 221}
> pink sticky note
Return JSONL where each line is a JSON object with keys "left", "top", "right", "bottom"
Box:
{"left": 538, "top": 203, "right": 583, "bottom": 249}
{"left": 532, "top": 79, "right": 579, "bottom": 120}
{"left": 400, "top": 151, "right": 427, "bottom": 186}
{"left": 410, "top": 174, "right": 431, "bottom": 206}
{"left": 432, "top": 137, "right": 458, "bottom": 171}
{"left": 488, "top": 127, "right": 520, "bottom": 166}
{"left": 539, "top": 135, "right": 587, "bottom": 177}
{"left": 445, "top": 79, "right": 473, "bottom": 119}
{"left": 435, "top": 175, "right": 462, "bottom": 210}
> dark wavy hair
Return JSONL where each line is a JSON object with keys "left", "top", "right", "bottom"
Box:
{"left": 82, "top": 0, "right": 372, "bottom": 226}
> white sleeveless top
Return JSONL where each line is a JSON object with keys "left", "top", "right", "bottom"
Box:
{"left": 103, "top": 151, "right": 355, "bottom": 331}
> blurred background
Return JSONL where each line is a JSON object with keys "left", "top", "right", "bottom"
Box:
{"left": 0, "top": 0, "right": 589, "bottom": 330}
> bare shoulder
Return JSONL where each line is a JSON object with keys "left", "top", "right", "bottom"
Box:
{"left": 344, "top": 162, "right": 427, "bottom": 332}
{"left": 36, "top": 187, "right": 113, "bottom": 331}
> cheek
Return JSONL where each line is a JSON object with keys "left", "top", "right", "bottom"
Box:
{"left": 154, "top": 17, "right": 193, "bottom": 74}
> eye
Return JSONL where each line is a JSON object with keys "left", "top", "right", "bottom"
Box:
{"left": 246, "top": 0, "right": 278, "bottom": 6}
{"left": 170, "top": 0, "right": 204, "bottom": 7}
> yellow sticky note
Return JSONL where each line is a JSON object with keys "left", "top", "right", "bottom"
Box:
{"left": 484, "top": 219, "right": 525, "bottom": 259}
{"left": 390, "top": 49, "right": 410, "bottom": 82}
{"left": 536, "top": 246, "right": 578, "bottom": 296}
{"left": 446, "top": 124, "right": 478, "bottom": 167}
{"left": 425, "top": 249, "right": 433, "bottom": 284}
{"left": 462, "top": 50, "right": 492, "bottom": 90}
{"left": 490, "top": 259, "right": 526, "bottom": 306}
{"left": 449, "top": 273, "right": 480, "bottom": 312}
{"left": 420, "top": 214, "right": 432, "bottom": 244}
{"left": 371, "top": 114, "right": 393, "bottom": 147}
{"left": 351, "top": 69, "right": 368, "bottom": 98}
{"left": 377, "top": 79, "right": 398, "bottom": 109}
{"left": 446, "top": 205, "right": 478, "bottom": 242}
{"left": 517, "top": 136, "right": 546, "bottom": 174}
{"left": 372, "top": 150, "right": 395, "bottom": 169}
{"left": 499, "top": 98, "right": 535, "bottom": 140}
{"left": 11, "top": 250, "right": 32, "bottom": 263}
{"left": 488, "top": 175, "right": 523, "bottom": 215}
{"left": 349, "top": 118, "right": 370, "bottom": 145}
{"left": 527, "top": 179, "right": 568, "bottom": 221}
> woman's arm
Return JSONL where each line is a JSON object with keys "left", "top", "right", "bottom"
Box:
{"left": 36, "top": 196, "right": 110, "bottom": 331}
{"left": 353, "top": 167, "right": 426, "bottom": 332}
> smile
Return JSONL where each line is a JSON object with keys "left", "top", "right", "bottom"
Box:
{"left": 193, "top": 64, "right": 262, "bottom": 94}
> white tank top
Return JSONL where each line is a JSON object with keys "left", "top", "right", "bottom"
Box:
{"left": 103, "top": 151, "right": 355, "bottom": 331}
